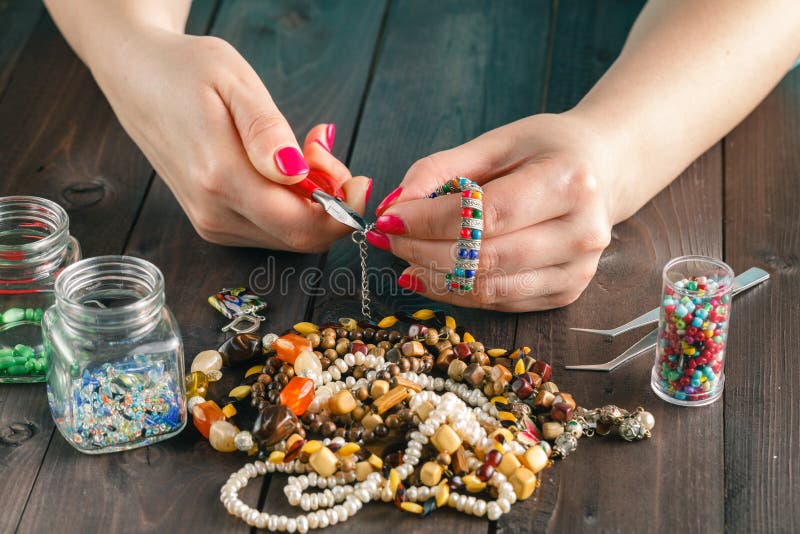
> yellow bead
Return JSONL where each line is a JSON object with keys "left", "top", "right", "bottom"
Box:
{"left": 497, "top": 452, "right": 521, "bottom": 477}
{"left": 462, "top": 473, "right": 486, "bottom": 492}
{"left": 487, "top": 348, "right": 507, "bottom": 357}
{"left": 286, "top": 433, "right": 304, "bottom": 450}
{"left": 293, "top": 321, "right": 319, "bottom": 335}
{"left": 329, "top": 390, "right": 357, "bottom": 415}
{"left": 302, "top": 440, "right": 323, "bottom": 454}
{"left": 244, "top": 364, "right": 264, "bottom": 378}
{"left": 370, "top": 380, "right": 390, "bottom": 399}
{"left": 401, "top": 502, "right": 423, "bottom": 514}
{"left": 514, "top": 359, "right": 526, "bottom": 375}
{"left": 368, "top": 454, "right": 383, "bottom": 469}
{"left": 420, "top": 461, "right": 443, "bottom": 486}
{"left": 445, "top": 316, "right": 456, "bottom": 329}
{"left": 269, "top": 451, "right": 285, "bottom": 463}
{"left": 355, "top": 461, "right": 372, "bottom": 481}
{"left": 497, "top": 411, "right": 516, "bottom": 422}
{"left": 435, "top": 481, "right": 450, "bottom": 507}
{"left": 339, "top": 317, "right": 358, "bottom": 331}
{"left": 309, "top": 447, "right": 339, "bottom": 477}
{"left": 184, "top": 371, "right": 208, "bottom": 398}
{"left": 337, "top": 442, "right": 361, "bottom": 456}
{"left": 431, "top": 424, "right": 462, "bottom": 454}
{"left": 411, "top": 309, "right": 435, "bottom": 320}
{"left": 488, "top": 428, "right": 514, "bottom": 444}
{"left": 510, "top": 467, "right": 537, "bottom": 500}
{"left": 389, "top": 468, "right": 401, "bottom": 493}
{"left": 377, "top": 316, "right": 398, "bottom": 328}
{"left": 228, "top": 385, "right": 252, "bottom": 400}
{"left": 462, "top": 332, "right": 475, "bottom": 343}
{"left": 221, "top": 404, "right": 237, "bottom": 418}
{"left": 521, "top": 446, "right": 548, "bottom": 474}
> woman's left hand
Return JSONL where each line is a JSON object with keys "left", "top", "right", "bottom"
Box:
{"left": 366, "top": 112, "right": 625, "bottom": 312}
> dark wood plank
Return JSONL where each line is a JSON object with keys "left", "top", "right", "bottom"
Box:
{"left": 722, "top": 67, "right": 800, "bottom": 532}
{"left": 16, "top": 1, "right": 387, "bottom": 532}
{"left": 506, "top": 1, "right": 725, "bottom": 532}
{"left": 294, "top": 0, "right": 551, "bottom": 531}
{"left": 0, "top": 0, "right": 43, "bottom": 99}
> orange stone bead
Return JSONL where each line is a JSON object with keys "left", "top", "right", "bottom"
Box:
{"left": 273, "top": 333, "right": 312, "bottom": 364}
{"left": 192, "top": 400, "right": 226, "bottom": 439}
{"left": 280, "top": 376, "right": 315, "bottom": 416}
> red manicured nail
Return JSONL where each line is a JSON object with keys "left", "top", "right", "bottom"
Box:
{"left": 398, "top": 273, "right": 425, "bottom": 293}
{"left": 274, "top": 146, "right": 309, "bottom": 177}
{"left": 376, "top": 186, "right": 402, "bottom": 216}
{"left": 365, "top": 229, "right": 390, "bottom": 251}
{"left": 375, "top": 215, "right": 406, "bottom": 235}
{"left": 364, "top": 179, "right": 373, "bottom": 205}
{"left": 325, "top": 123, "right": 336, "bottom": 150}
{"left": 314, "top": 139, "right": 330, "bottom": 153}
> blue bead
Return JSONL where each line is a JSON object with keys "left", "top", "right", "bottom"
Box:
{"left": 691, "top": 317, "right": 703, "bottom": 328}
{"left": 469, "top": 249, "right": 479, "bottom": 259}
{"left": 675, "top": 305, "right": 688, "bottom": 317}
{"left": 690, "top": 379, "right": 701, "bottom": 388}
{"left": 471, "top": 229, "right": 482, "bottom": 239}
{"left": 454, "top": 268, "right": 465, "bottom": 276}
{"left": 465, "top": 270, "right": 475, "bottom": 278}
{"left": 459, "top": 177, "right": 470, "bottom": 186}
{"left": 458, "top": 248, "right": 469, "bottom": 259}
{"left": 674, "top": 391, "right": 687, "bottom": 401}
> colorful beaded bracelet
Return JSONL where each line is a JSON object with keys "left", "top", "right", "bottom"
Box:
{"left": 428, "top": 177, "right": 483, "bottom": 292}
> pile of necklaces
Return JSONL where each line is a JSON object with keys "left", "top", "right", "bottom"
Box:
{"left": 184, "top": 309, "right": 654, "bottom": 532}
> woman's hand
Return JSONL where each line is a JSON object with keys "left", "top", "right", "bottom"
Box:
{"left": 366, "top": 113, "right": 624, "bottom": 312}
{"left": 92, "top": 29, "right": 371, "bottom": 251}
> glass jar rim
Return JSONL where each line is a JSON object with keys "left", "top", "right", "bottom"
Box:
{"left": 55, "top": 255, "right": 165, "bottom": 331}
{"left": 662, "top": 255, "right": 734, "bottom": 298}
{"left": 0, "top": 196, "right": 70, "bottom": 263}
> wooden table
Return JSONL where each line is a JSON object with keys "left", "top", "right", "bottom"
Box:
{"left": 1, "top": 1, "right": 798, "bottom": 532}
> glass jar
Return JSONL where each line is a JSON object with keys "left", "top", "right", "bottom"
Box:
{"left": 651, "top": 255, "right": 734, "bottom": 407}
{"left": 43, "top": 255, "right": 186, "bottom": 453}
{"left": 0, "top": 196, "right": 81, "bottom": 383}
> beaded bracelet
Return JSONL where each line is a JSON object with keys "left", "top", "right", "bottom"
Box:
{"left": 428, "top": 177, "right": 483, "bottom": 293}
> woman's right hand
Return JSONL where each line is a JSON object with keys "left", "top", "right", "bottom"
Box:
{"left": 91, "top": 29, "right": 370, "bottom": 251}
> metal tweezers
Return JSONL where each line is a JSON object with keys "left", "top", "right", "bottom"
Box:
{"left": 564, "top": 267, "right": 770, "bottom": 372}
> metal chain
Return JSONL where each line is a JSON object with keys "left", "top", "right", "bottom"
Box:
{"left": 351, "top": 224, "right": 375, "bottom": 320}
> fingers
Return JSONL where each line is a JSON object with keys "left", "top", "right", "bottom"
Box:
{"left": 217, "top": 60, "right": 309, "bottom": 185}
{"left": 376, "top": 160, "right": 574, "bottom": 241}
{"left": 303, "top": 126, "right": 353, "bottom": 191}
{"left": 304, "top": 123, "right": 336, "bottom": 154}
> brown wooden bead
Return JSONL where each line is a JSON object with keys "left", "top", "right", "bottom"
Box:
{"left": 435, "top": 349, "right": 456, "bottom": 372}
{"left": 554, "top": 392, "right": 577, "bottom": 410}
{"left": 462, "top": 363, "right": 485, "bottom": 387}
{"left": 451, "top": 446, "right": 469, "bottom": 475}
{"left": 534, "top": 389, "right": 556, "bottom": 409}
{"left": 550, "top": 402, "right": 574, "bottom": 422}
{"left": 401, "top": 340, "right": 425, "bottom": 357}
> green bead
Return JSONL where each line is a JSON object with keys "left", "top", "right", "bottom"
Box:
{"left": 2, "top": 307, "right": 25, "bottom": 323}
{"left": 0, "top": 356, "right": 15, "bottom": 369}
{"left": 34, "top": 358, "right": 46, "bottom": 372}
{"left": 472, "top": 209, "right": 482, "bottom": 219}
{"left": 442, "top": 183, "right": 450, "bottom": 193}
{"left": 34, "top": 308, "right": 43, "bottom": 321}
{"left": 462, "top": 285, "right": 472, "bottom": 291}
{"left": 24, "top": 359, "right": 35, "bottom": 370}
{"left": 12, "top": 356, "right": 27, "bottom": 366}
{"left": 24, "top": 308, "right": 34, "bottom": 320}
{"left": 7, "top": 364, "right": 29, "bottom": 376}
{"left": 0, "top": 348, "right": 13, "bottom": 358}
{"left": 13, "top": 344, "right": 34, "bottom": 359}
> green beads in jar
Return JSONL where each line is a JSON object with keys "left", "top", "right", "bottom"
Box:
{"left": 0, "top": 308, "right": 49, "bottom": 380}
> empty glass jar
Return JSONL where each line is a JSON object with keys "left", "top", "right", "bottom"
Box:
{"left": 43, "top": 255, "right": 186, "bottom": 453}
{"left": 0, "top": 196, "right": 81, "bottom": 383}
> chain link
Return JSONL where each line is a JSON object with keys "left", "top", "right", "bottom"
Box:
{"left": 351, "top": 224, "right": 374, "bottom": 320}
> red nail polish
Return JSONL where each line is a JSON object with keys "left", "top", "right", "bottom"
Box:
{"left": 366, "top": 229, "right": 390, "bottom": 251}
{"left": 398, "top": 273, "right": 425, "bottom": 293}
{"left": 376, "top": 187, "right": 402, "bottom": 216}
{"left": 274, "top": 146, "right": 309, "bottom": 176}
{"left": 314, "top": 139, "right": 331, "bottom": 153}
{"left": 364, "top": 179, "right": 373, "bottom": 205}
{"left": 375, "top": 215, "right": 406, "bottom": 235}
{"left": 325, "top": 123, "right": 336, "bottom": 150}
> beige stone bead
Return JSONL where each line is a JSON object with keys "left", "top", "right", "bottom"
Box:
{"left": 293, "top": 349, "right": 322, "bottom": 376}
{"left": 497, "top": 452, "right": 522, "bottom": 477}
{"left": 355, "top": 461, "right": 373, "bottom": 481}
{"left": 542, "top": 421, "right": 564, "bottom": 441}
{"left": 191, "top": 350, "right": 223, "bottom": 377}
{"left": 448, "top": 359, "right": 468, "bottom": 381}
{"left": 534, "top": 389, "right": 556, "bottom": 409}
{"left": 370, "top": 379, "right": 390, "bottom": 399}
{"left": 329, "top": 390, "right": 357, "bottom": 415}
{"left": 416, "top": 400, "right": 435, "bottom": 420}
{"left": 420, "top": 461, "right": 444, "bottom": 486}
{"left": 309, "top": 446, "right": 339, "bottom": 477}
{"left": 521, "top": 446, "right": 548, "bottom": 474}
{"left": 361, "top": 413, "right": 383, "bottom": 431}
{"left": 431, "top": 424, "right": 462, "bottom": 454}
{"left": 510, "top": 466, "right": 537, "bottom": 500}
{"left": 208, "top": 420, "right": 238, "bottom": 452}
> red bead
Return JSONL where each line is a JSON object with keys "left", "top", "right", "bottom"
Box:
{"left": 461, "top": 207, "right": 473, "bottom": 218}
{"left": 454, "top": 342, "right": 472, "bottom": 360}
{"left": 450, "top": 282, "right": 459, "bottom": 289}
{"left": 550, "top": 402, "right": 573, "bottom": 422}
{"left": 485, "top": 449, "right": 502, "bottom": 467}
{"left": 273, "top": 333, "right": 312, "bottom": 364}
{"left": 665, "top": 305, "right": 676, "bottom": 315}
{"left": 462, "top": 191, "right": 471, "bottom": 197}
{"left": 192, "top": 400, "right": 225, "bottom": 439}
{"left": 531, "top": 360, "right": 552, "bottom": 382}
{"left": 460, "top": 228, "right": 471, "bottom": 238}
{"left": 280, "top": 376, "right": 315, "bottom": 416}
{"left": 476, "top": 462, "right": 495, "bottom": 482}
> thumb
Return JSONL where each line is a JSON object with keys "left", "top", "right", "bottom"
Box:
{"left": 219, "top": 67, "right": 308, "bottom": 185}
{"left": 340, "top": 176, "right": 372, "bottom": 216}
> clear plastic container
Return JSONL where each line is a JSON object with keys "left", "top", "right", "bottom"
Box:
{"left": 43, "top": 255, "right": 186, "bottom": 453}
{"left": 651, "top": 255, "right": 734, "bottom": 407}
{"left": 0, "top": 196, "right": 81, "bottom": 383}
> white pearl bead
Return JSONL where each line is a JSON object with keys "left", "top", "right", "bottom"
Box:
{"left": 287, "top": 518, "right": 296, "bottom": 533}
{"left": 296, "top": 516, "right": 309, "bottom": 533}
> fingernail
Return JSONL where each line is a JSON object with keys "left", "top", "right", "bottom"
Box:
{"left": 375, "top": 215, "right": 406, "bottom": 235}
{"left": 314, "top": 139, "right": 331, "bottom": 153}
{"left": 274, "top": 146, "right": 309, "bottom": 176}
{"left": 364, "top": 179, "right": 373, "bottom": 205}
{"left": 325, "top": 123, "right": 336, "bottom": 150}
{"left": 398, "top": 273, "right": 425, "bottom": 293}
{"left": 376, "top": 186, "right": 402, "bottom": 216}
{"left": 365, "top": 229, "right": 390, "bottom": 251}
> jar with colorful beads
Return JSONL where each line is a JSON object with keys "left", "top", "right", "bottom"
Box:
{"left": 651, "top": 255, "right": 734, "bottom": 406}
{"left": 0, "top": 196, "right": 82, "bottom": 383}
{"left": 42, "top": 256, "right": 186, "bottom": 453}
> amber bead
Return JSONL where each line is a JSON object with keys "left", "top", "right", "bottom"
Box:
{"left": 272, "top": 333, "right": 312, "bottom": 364}
{"left": 185, "top": 370, "right": 208, "bottom": 398}
{"left": 485, "top": 449, "right": 502, "bottom": 467}
{"left": 192, "top": 400, "right": 226, "bottom": 439}
{"left": 209, "top": 420, "right": 238, "bottom": 452}
{"left": 476, "top": 462, "right": 495, "bottom": 482}
{"left": 531, "top": 360, "right": 552, "bottom": 382}
{"left": 280, "top": 376, "right": 315, "bottom": 416}
{"left": 253, "top": 405, "right": 298, "bottom": 446}
{"left": 218, "top": 333, "right": 262, "bottom": 366}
